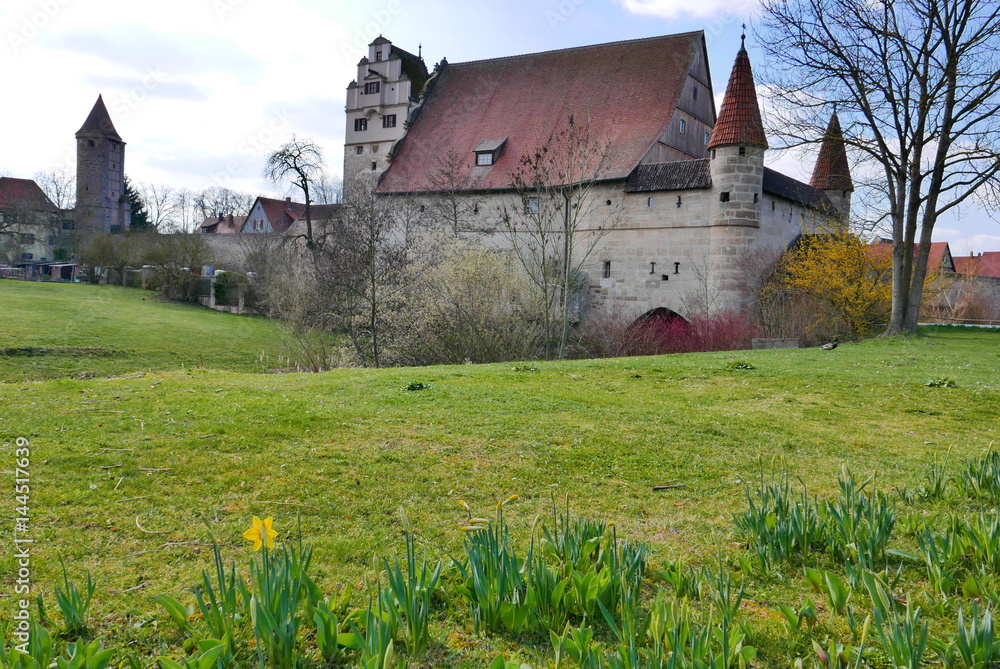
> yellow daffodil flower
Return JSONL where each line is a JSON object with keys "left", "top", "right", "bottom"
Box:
{"left": 242, "top": 516, "right": 277, "bottom": 551}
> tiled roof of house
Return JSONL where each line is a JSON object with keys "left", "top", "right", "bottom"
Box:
{"left": 954, "top": 251, "right": 1000, "bottom": 278}
{"left": 243, "top": 197, "right": 341, "bottom": 234}
{"left": 868, "top": 240, "right": 954, "bottom": 272}
{"left": 624, "top": 159, "right": 711, "bottom": 192}
{"left": 200, "top": 214, "right": 247, "bottom": 234}
{"left": 0, "top": 177, "right": 54, "bottom": 211}
{"left": 391, "top": 44, "right": 429, "bottom": 90}
{"left": 707, "top": 46, "right": 767, "bottom": 150}
{"left": 763, "top": 168, "right": 833, "bottom": 210}
{"left": 76, "top": 95, "right": 123, "bottom": 141}
{"left": 810, "top": 113, "right": 853, "bottom": 191}
{"left": 377, "top": 32, "right": 706, "bottom": 194}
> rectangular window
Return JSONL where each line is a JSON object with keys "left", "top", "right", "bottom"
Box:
{"left": 375, "top": 50, "right": 383, "bottom": 61}
{"left": 476, "top": 152, "right": 493, "bottom": 166}
{"left": 647, "top": 197, "right": 654, "bottom": 207}
{"left": 21, "top": 252, "right": 33, "bottom": 260}
{"left": 720, "top": 191, "right": 730, "bottom": 202}
{"left": 603, "top": 261, "right": 611, "bottom": 279}
{"left": 21, "top": 233, "right": 35, "bottom": 244}
{"left": 693, "top": 86, "right": 698, "bottom": 100}
{"left": 704, "top": 132, "right": 710, "bottom": 146}
{"left": 364, "top": 81, "right": 380, "bottom": 94}
{"left": 62, "top": 220, "right": 75, "bottom": 230}
{"left": 525, "top": 197, "right": 539, "bottom": 214}
{"left": 354, "top": 118, "right": 367, "bottom": 131}
{"left": 679, "top": 119, "right": 686, "bottom": 134}
{"left": 356, "top": 145, "right": 364, "bottom": 154}
{"left": 382, "top": 114, "right": 397, "bottom": 128}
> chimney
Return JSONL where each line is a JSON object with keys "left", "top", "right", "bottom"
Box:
{"left": 285, "top": 197, "right": 291, "bottom": 204}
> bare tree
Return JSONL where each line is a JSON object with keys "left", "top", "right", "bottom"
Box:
{"left": 312, "top": 174, "right": 343, "bottom": 205}
{"left": 140, "top": 182, "right": 181, "bottom": 231}
{"left": 195, "top": 187, "right": 255, "bottom": 221}
{"left": 264, "top": 135, "right": 325, "bottom": 245}
{"left": 428, "top": 149, "right": 483, "bottom": 235}
{"left": 172, "top": 189, "right": 202, "bottom": 232}
{"left": 759, "top": 0, "right": 1000, "bottom": 334}
{"left": 329, "top": 174, "right": 421, "bottom": 367}
{"left": 497, "top": 115, "right": 622, "bottom": 359}
{"left": 34, "top": 167, "right": 76, "bottom": 210}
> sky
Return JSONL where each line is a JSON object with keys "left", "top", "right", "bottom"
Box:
{"left": 1, "top": 0, "right": 997, "bottom": 251}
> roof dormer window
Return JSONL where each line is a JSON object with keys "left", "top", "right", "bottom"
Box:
{"left": 474, "top": 138, "right": 507, "bottom": 168}
{"left": 375, "top": 50, "right": 383, "bottom": 61}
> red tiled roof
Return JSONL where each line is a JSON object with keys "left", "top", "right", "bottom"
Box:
{"left": 0, "top": 177, "right": 54, "bottom": 211}
{"left": 868, "top": 241, "right": 954, "bottom": 272}
{"left": 810, "top": 113, "right": 853, "bottom": 191}
{"left": 954, "top": 251, "right": 1000, "bottom": 278}
{"left": 243, "top": 197, "right": 341, "bottom": 234}
{"left": 200, "top": 214, "right": 247, "bottom": 234}
{"left": 377, "top": 32, "right": 706, "bottom": 193}
{"left": 707, "top": 47, "right": 767, "bottom": 150}
{"left": 76, "top": 95, "right": 123, "bottom": 142}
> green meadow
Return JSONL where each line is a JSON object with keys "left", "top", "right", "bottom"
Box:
{"left": 1, "top": 281, "right": 999, "bottom": 668}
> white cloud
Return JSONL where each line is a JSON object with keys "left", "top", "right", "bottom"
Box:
{"left": 949, "top": 234, "right": 1000, "bottom": 255}
{"left": 616, "top": 0, "right": 758, "bottom": 20}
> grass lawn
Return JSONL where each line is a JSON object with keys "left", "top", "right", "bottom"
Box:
{"left": 0, "top": 281, "right": 287, "bottom": 381}
{"left": 1, "top": 281, "right": 999, "bottom": 667}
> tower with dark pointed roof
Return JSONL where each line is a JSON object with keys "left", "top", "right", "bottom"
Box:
{"left": 810, "top": 113, "right": 853, "bottom": 224}
{"left": 76, "top": 95, "right": 129, "bottom": 235}
{"left": 706, "top": 40, "right": 768, "bottom": 308}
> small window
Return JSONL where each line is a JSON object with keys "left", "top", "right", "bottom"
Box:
{"left": 739, "top": 146, "right": 746, "bottom": 156}
{"left": 679, "top": 119, "right": 686, "bottom": 134}
{"left": 62, "top": 220, "right": 75, "bottom": 230}
{"left": 88, "top": 140, "right": 94, "bottom": 147}
{"left": 693, "top": 87, "right": 698, "bottom": 100}
{"left": 525, "top": 197, "right": 539, "bottom": 214}
{"left": 371, "top": 162, "right": 377, "bottom": 171}
{"left": 354, "top": 118, "right": 367, "bottom": 131}
{"left": 753, "top": 193, "right": 759, "bottom": 203}
{"left": 356, "top": 146, "right": 364, "bottom": 154}
{"left": 771, "top": 201, "right": 776, "bottom": 211}
{"left": 704, "top": 132, "right": 710, "bottom": 146}
{"left": 603, "top": 261, "right": 611, "bottom": 279}
{"left": 720, "top": 191, "right": 730, "bottom": 202}
{"left": 647, "top": 197, "right": 654, "bottom": 207}
{"left": 21, "top": 252, "right": 33, "bottom": 260}
{"left": 476, "top": 152, "right": 493, "bottom": 166}
{"left": 375, "top": 50, "right": 383, "bottom": 62}
{"left": 711, "top": 149, "right": 716, "bottom": 159}
{"left": 383, "top": 114, "right": 397, "bottom": 128}
{"left": 364, "top": 81, "right": 380, "bottom": 94}
{"left": 649, "top": 262, "right": 656, "bottom": 274}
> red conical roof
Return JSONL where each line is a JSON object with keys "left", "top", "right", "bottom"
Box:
{"left": 810, "top": 113, "right": 853, "bottom": 191}
{"left": 707, "top": 46, "right": 767, "bottom": 150}
{"left": 76, "top": 95, "right": 122, "bottom": 141}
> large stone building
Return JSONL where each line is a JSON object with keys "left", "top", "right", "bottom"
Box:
{"left": 75, "top": 94, "right": 130, "bottom": 235}
{"left": 354, "top": 33, "right": 852, "bottom": 320}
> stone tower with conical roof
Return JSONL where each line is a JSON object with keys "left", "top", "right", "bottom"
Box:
{"left": 705, "top": 40, "right": 768, "bottom": 311}
{"left": 810, "top": 112, "right": 853, "bottom": 225}
{"left": 76, "top": 95, "right": 129, "bottom": 235}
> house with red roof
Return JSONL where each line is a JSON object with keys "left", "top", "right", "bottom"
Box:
{"left": 0, "top": 177, "right": 75, "bottom": 276}
{"left": 239, "top": 196, "right": 341, "bottom": 236}
{"left": 348, "top": 34, "right": 853, "bottom": 319}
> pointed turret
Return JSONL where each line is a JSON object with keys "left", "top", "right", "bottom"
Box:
{"left": 810, "top": 113, "right": 852, "bottom": 191}
{"left": 76, "top": 95, "right": 122, "bottom": 142}
{"left": 707, "top": 39, "right": 768, "bottom": 315}
{"left": 810, "top": 113, "right": 853, "bottom": 223}
{"left": 76, "top": 94, "right": 128, "bottom": 234}
{"left": 707, "top": 43, "right": 767, "bottom": 150}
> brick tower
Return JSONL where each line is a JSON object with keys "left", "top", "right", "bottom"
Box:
{"left": 706, "top": 39, "right": 768, "bottom": 312}
{"left": 76, "top": 95, "right": 129, "bottom": 235}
